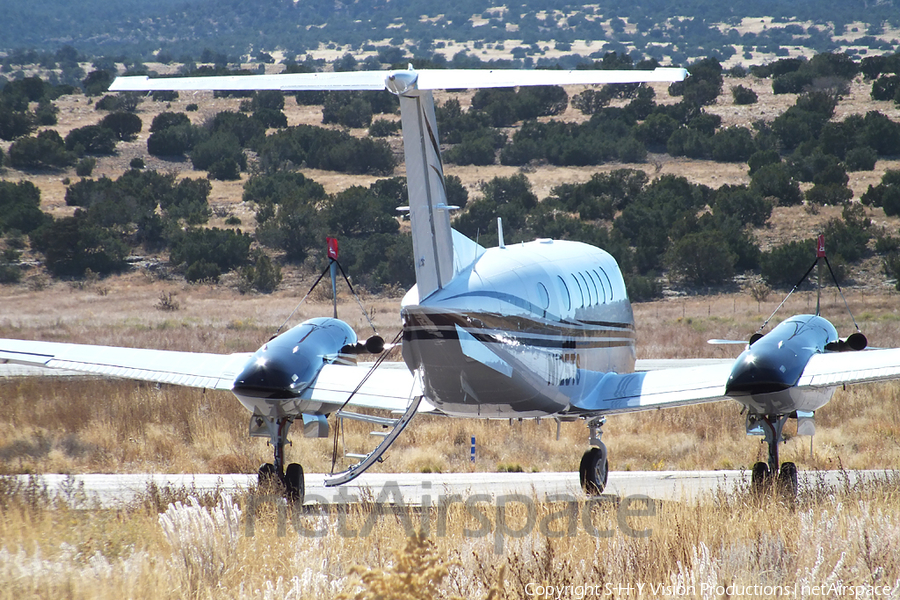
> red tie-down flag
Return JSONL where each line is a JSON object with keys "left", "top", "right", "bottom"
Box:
{"left": 327, "top": 237, "right": 339, "bottom": 260}
{"left": 816, "top": 234, "right": 825, "bottom": 258}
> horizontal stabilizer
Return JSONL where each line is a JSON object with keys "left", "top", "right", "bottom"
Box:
{"left": 110, "top": 67, "right": 688, "bottom": 93}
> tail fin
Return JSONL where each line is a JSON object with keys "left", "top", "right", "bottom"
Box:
{"left": 397, "top": 88, "right": 455, "bottom": 300}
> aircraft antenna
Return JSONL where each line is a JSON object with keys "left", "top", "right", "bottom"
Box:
{"left": 328, "top": 237, "right": 339, "bottom": 319}
{"left": 816, "top": 235, "right": 824, "bottom": 316}
{"left": 270, "top": 261, "right": 335, "bottom": 339}
{"left": 270, "top": 237, "right": 378, "bottom": 339}
{"left": 333, "top": 258, "right": 378, "bottom": 336}
{"left": 757, "top": 234, "right": 860, "bottom": 334}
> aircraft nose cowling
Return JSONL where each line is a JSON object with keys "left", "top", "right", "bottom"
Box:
{"left": 232, "top": 355, "right": 310, "bottom": 399}
{"left": 725, "top": 349, "right": 801, "bottom": 395}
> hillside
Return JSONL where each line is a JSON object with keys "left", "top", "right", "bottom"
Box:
{"left": 4, "top": 50, "right": 900, "bottom": 300}
{"left": 2, "top": 0, "right": 900, "bottom": 69}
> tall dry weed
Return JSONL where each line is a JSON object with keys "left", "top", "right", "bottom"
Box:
{"left": 1, "top": 475, "right": 900, "bottom": 598}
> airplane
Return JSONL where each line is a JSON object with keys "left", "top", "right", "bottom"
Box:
{"left": 3, "top": 65, "right": 900, "bottom": 503}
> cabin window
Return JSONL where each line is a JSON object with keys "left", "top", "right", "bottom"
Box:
{"left": 570, "top": 274, "right": 585, "bottom": 307}
{"left": 598, "top": 266, "right": 614, "bottom": 301}
{"left": 590, "top": 269, "right": 606, "bottom": 304}
{"left": 557, "top": 276, "right": 571, "bottom": 311}
{"left": 536, "top": 282, "right": 550, "bottom": 310}
{"left": 584, "top": 271, "right": 600, "bottom": 305}
{"left": 577, "top": 272, "right": 592, "bottom": 306}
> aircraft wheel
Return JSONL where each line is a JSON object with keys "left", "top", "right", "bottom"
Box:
{"left": 777, "top": 462, "right": 799, "bottom": 498}
{"left": 285, "top": 463, "right": 305, "bottom": 503}
{"left": 258, "top": 463, "right": 280, "bottom": 488}
{"left": 579, "top": 445, "right": 609, "bottom": 495}
{"left": 751, "top": 462, "right": 770, "bottom": 493}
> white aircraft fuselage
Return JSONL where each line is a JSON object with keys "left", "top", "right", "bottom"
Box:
{"left": 401, "top": 238, "right": 635, "bottom": 417}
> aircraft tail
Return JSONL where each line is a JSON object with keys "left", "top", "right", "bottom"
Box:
{"left": 397, "top": 88, "right": 455, "bottom": 300}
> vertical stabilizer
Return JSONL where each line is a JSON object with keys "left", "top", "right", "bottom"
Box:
{"left": 397, "top": 89, "right": 455, "bottom": 300}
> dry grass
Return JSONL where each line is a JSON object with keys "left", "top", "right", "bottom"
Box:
{"left": 3, "top": 283, "right": 900, "bottom": 476}
{"left": 2, "top": 336, "right": 899, "bottom": 477}
{"left": 1, "top": 472, "right": 899, "bottom": 599}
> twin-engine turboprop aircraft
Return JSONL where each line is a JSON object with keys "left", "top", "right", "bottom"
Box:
{"left": 4, "top": 66, "right": 900, "bottom": 501}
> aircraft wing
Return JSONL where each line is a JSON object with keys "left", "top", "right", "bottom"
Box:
{"left": 110, "top": 67, "right": 688, "bottom": 93}
{"left": 798, "top": 347, "right": 900, "bottom": 388}
{"left": 302, "top": 362, "right": 434, "bottom": 413}
{"left": 574, "top": 361, "right": 736, "bottom": 415}
{"left": 578, "top": 346, "right": 900, "bottom": 415}
{"left": 0, "top": 338, "right": 251, "bottom": 390}
{"left": 0, "top": 338, "right": 431, "bottom": 413}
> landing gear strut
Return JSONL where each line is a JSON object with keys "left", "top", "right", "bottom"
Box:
{"left": 258, "top": 416, "right": 305, "bottom": 502}
{"left": 750, "top": 414, "right": 798, "bottom": 497}
{"left": 580, "top": 417, "right": 609, "bottom": 495}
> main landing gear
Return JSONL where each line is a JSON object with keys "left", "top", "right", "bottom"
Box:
{"left": 580, "top": 417, "right": 609, "bottom": 495}
{"left": 258, "top": 416, "right": 305, "bottom": 503}
{"left": 750, "top": 414, "right": 798, "bottom": 498}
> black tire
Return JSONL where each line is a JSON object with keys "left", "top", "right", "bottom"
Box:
{"left": 285, "top": 462, "right": 305, "bottom": 503}
{"left": 751, "top": 461, "right": 770, "bottom": 493}
{"left": 579, "top": 445, "right": 609, "bottom": 495}
{"left": 258, "top": 462, "right": 278, "bottom": 484}
{"left": 778, "top": 462, "right": 799, "bottom": 498}
{"left": 258, "top": 463, "right": 283, "bottom": 494}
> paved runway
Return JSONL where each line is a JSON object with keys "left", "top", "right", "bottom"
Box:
{"left": 15, "top": 469, "right": 890, "bottom": 508}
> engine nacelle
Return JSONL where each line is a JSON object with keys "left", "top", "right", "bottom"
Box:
{"left": 232, "top": 317, "right": 358, "bottom": 402}
{"left": 825, "top": 332, "right": 867, "bottom": 352}
{"left": 340, "top": 335, "right": 385, "bottom": 355}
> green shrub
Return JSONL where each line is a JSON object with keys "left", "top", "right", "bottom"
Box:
{"left": 861, "top": 170, "right": 900, "bottom": 215}
{"left": 0, "top": 263, "right": 22, "bottom": 284}
{"left": 75, "top": 157, "right": 96, "bottom": 177}
{"left": 150, "top": 112, "right": 190, "bottom": 133}
{"left": 748, "top": 149, "right": 781, "bottom": 175}
{"left": 64, "top": 125, "right": 117, "bottom": 155}
{"left": 0, "top": 180, "right": 48, "bottom": 234}
{"left": 151, "top": 91, "right": 179, "bottom": 102}
{"left": 624, "top": 273, "right": 661, "bottom": 301}
{"left": 98, "top": 112, "right": 142, "bottom": 141}
{"left": 710, "top": 127, "right": 757, "bottom": 162}
{"left": 667, "top": 230, "right": 736, "bottom": 285}
{"left": 713, "top": 185, "right": 772, "bottom": 227}
{"left": 30, "top": 213, "right": 129, "bottom": 277}
{"left": 8, "top": 130, "right": 75, "bottom": 169}
{"left": 169, "top": 227, "right": 252, "bottom": 273}
{"left": 240, "top": 250, "right": 282, "bottom": 293}
{"left": 369, "top": 118, "right": 401, "bottom": 137}
{"left": 750, "top": 163, "right": 803, "bottom": 206}
{"left": 147, "top": 123, "right": 205, "bottom": 157}
{"left": 761, "top": 240, "right": 816, "bottom": 287}
{"left": 805, "top": 183, "right": 853, "bottom": 205}
{"left": 185, "top": 259, "right": 221, "bottom": 283}
{"left": 731, "top": 85, "right": 758, "bottom": 105}
{"left": 845, "top": 147, "right": 878, "bottom": 172}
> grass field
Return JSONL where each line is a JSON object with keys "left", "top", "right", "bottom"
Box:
{"left": 1, "top": 471, "right": 898, "bottom": 599}
{"left": 2, "top": 287, "right": 900, "bottom": 477}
